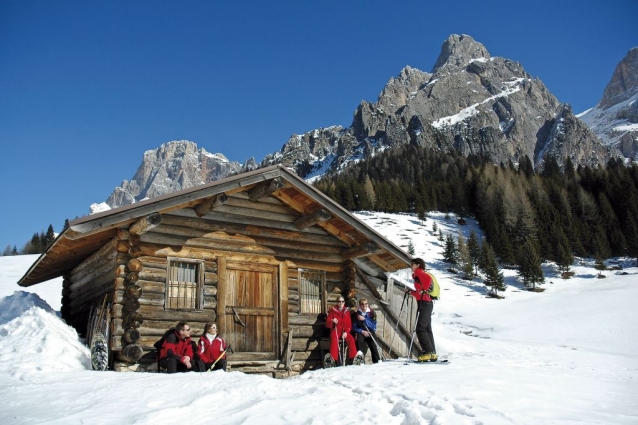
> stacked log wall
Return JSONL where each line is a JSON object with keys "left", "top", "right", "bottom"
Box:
{"left": 90, "top": 192, "right": 363, "bottom": 373}
{"left": 112, "top": 226, "right": 219, "bottom": 370}
{"left": 64, "top": 238, "right": 119, "bottom": 336}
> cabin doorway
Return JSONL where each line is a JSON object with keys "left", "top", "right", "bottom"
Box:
{"left": 219, "top": 261, "right": 278, "bottom": 361}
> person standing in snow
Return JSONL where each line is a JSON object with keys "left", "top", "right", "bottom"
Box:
{"left": 352, "top": 298, "right": 380, "bottom": 364}
{"left": 325, "top": 297, "right": 360, "bottom": 365}
{"left": 195, "top": 322, "right": 228, "bottom": 372}
{"left": 159, "top": 321, "right": 194, "bottom": 373}
{"left": 406, "top": 258, "right": 437, "bottom": 362}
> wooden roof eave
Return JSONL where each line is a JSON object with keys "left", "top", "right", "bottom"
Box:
{"left": 18, "top": 168, "right": 284, "bottom": 287}
{"left": 67, "top": 166, "right": 285, "bottom": 237}
{"left": 19, "top": 164, "right": 410, "bottom": 287}
{"left": 276, "top": 167, "right": 412, "bottom": 269}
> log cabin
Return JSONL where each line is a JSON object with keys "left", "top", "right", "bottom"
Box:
{"left": 19, "top": 165, "right": 422, "bottom": 376}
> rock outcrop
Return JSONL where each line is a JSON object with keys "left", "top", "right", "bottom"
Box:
{"left": 264, "top": 34, "right": 621, "bottom": 177}
{"left": 578, "top": 47, "right": 638, "bottom": 159}
{"left": 104, "top": 141, "right": 243, "bottom": 209}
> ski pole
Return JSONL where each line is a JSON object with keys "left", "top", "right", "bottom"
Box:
{"left": 334, "top": 325, "right": 343, "bottom": 367}
{"left": 388, "top": 291, "right": 409, "bottom": 358}
{"left": 363, "top": 324, "right": 386, "bottom": 361}
{"left": 407, "top": 310, "right": 420, "bottom": 361}
{"left": 341, "top": 329, "right": 347, "bottom": 367}
{"left": 208, "top": 344, "right": 232, "bottom": 372}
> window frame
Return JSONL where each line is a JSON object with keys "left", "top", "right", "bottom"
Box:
{"left": 165, "top": 257, "right": 204, "bottom": 311}
{"left": 298, "top": 268, "right": 326, "bottom": 315}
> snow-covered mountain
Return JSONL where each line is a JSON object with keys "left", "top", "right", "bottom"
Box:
{"left": 100, "top": 35, "right": 626, "bottom": 210}
{"left": 578, "top": 47, "right": 638, "bottom": 159}
{"left": 261, "top": 34, "right": 621, "bottom": 177}
{"left": 96, "top": 141, "right": 255, "bottom": 210}
{"left": 1, "top": 211, "right": 637, "bottom": 424}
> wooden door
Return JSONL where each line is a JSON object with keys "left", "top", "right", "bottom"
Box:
{"left": 220, "top": 261, "right": 278, "bottom": 360}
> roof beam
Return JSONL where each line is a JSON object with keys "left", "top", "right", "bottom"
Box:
{"left": 340, "top": 241, "right": 378, "bottom": 259}
{"left": 248, "top": 178, "right": 284, "bottom": 202}
{"left": 128, "top": 213, "right": 162, "bottom": 236}
{"left": 194, "top": 193, "right": 229, "bottom": 217}
{"left": 294, "top": 209, "right": 331, "bottom": 230}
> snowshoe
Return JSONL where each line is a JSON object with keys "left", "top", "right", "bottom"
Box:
{"left": 352, "top": 351, "right": 365, "bottom": 366}
{"left": 323, "top": 352, "right": 336, "bottom": 368}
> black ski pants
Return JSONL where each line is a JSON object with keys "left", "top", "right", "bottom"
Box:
{"left": 195, "top": 359, "right": 227, "bottom": 372}
{"left": 355, "top": 332, "right": 380, "bottom": 363}
{"left": 415, "top": 301, "right": 436, "bottom": 354}
{"left": 160, "top": 357, "right": 192, "bottom": 373}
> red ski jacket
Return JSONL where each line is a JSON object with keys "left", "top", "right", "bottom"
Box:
{"left": 159, "top": 330, "right": 194, "bottom": 363}
{"left": 410, "top": 268, "right": 433, "bottom": 302}
{"left": 325, "top": 305, "right": 353, "bottom": 334}
{"left": 197, "top": 334, "right": 227, "bottom": 363}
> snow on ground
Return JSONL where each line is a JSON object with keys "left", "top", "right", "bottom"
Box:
{"left": 0, "top": 212, "right": 637, "bottom": 424}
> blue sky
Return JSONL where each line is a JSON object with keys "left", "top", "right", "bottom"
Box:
{"left": 1, "top": 1, "right": 637, "bottom": 251}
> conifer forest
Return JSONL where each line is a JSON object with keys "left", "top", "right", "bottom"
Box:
{"left": 314, "top": 145, "right": 638, "bottom": 270}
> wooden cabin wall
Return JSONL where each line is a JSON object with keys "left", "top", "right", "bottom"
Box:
{"left": 110, "top": 192, "right": 352, "bottom": 372}
{"left": 111, "top": 227, "right": 219, "bottom": 368}
{"left": 62, "top": 238, "right": 119, "bottom": 337}
{"left": 287, "top": 268, "right": 345, "bottom": 370}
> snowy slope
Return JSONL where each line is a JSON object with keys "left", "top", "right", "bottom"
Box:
{"left": 0, "top": 212, "right": 636, "bottom": 424}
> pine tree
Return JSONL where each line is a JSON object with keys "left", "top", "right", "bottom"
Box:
{"left": 457, "top": 232, "right": 474, "bottom": 279}
{"left": 480, "top": 242, "right": 506, "bottom": 296}
{"left": 555, "top": 232, "right": 574, "bottom": 275}
{"left": 417, "top": 207, "right": 426, "bottom": 225}
{"left": 467, "top": 230, "right": 481, "bottom": 275}
{"left": 407, "top": 239, "right": 416, "bottom": 256}
{"left": 442, "top": 233, "right": 459, "bottom": 268}
{"left": 518, "top": 240, "right": 544, "bottom": 289}
{"left": 44, "top": 224, "right": 55, "bottom": 249}
{"left": 363, "top": 174, "right": 376, "bottom": 209}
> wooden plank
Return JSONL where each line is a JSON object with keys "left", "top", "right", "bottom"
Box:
{"left": 161, "top": 213, "right": 342, "bottom": 246}
{"left": 129, "top": 213, "right": 162, "bottom": 235}
{"left": 217, "top": 256, "right": 228, "bottom": 345}
{"left": 225, "top": 306, "right": 275, "bottom": 316}
{"left": 69, "top": 238, "right": 118, "bottom": 275}
{"left": 294, "top": 209, "right": 331, "bottom": 230}
{"left": 279, "top": 261, "right": 289, "bottom": 352}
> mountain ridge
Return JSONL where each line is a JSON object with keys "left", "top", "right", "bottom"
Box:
{"left": 99, "top": 34, "right": 628, "bottom": 210}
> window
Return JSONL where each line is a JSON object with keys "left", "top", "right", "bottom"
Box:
{"left": 166, "top": 259, "right": 203, "bottom": 310}
{"left": 299, "top": 269, "right": 325, "bottom": 314}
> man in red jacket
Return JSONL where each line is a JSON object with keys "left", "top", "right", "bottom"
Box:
{"left": 159, "top": 321, "right": 194, "bottom": 373}
{"left": 406, "top": 258, "right": 437, "bottom": 362}
{"left": 325, "top": 297, "right": 359, "bottom": 365}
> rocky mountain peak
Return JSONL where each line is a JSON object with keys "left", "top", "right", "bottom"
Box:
{"left": 103, "top": 140, "right": 242, "bottom": 209}
{"left": 432, "top": 34, "right": 490, "bottom": 73}
{"left": 599, "top": 47, "right": 638, "bottom": 110}
{"left": 577, "top": 46, "right": 638, "bottom": 159}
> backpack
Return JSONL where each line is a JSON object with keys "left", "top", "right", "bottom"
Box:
{"left": 425, "top": 272, "right": 441, "bottom": 300}
{"left": 154, "top": 327, "right": 175, "bottom": 351}
{"left": 155, "top": 327, "right": 176, "bottom": 372}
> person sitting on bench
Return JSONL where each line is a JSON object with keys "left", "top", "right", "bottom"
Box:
{"left": 325, "top": 297, "right": 359, "bottom": 365}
